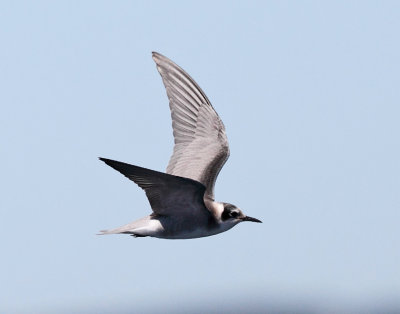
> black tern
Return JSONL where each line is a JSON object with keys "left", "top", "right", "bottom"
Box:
{"left": 99, "top": 52, "right": 262, "bottom": 239}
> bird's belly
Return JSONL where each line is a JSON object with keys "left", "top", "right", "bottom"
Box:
{"left": 135, "top": 214, "right": 233, "bottom": 239}
{"left": 160, "top": 228, "right": 214, "bottom": 239}
{"left": 155, "top": 218, "right": 228, "bottom": 239}
{"left": 129, "top": 216, "right": 216, "bottom": 239}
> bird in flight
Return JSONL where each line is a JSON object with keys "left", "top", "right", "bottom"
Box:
{"left": 99, "top": 52, "right": 261, "bottom": 239}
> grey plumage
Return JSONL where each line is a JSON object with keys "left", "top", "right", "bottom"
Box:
{"left": 99, "top": 158, "right": 208, "bottom": 217}
{"left": 152, "top": 52, "right": 229, "bottom": 201}
{"left": 99, "top": 52, "right": 261, "bottom": 240}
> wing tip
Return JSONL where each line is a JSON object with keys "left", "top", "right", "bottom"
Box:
{"left": 152, "top": 51, "right": 164, "bottom": 62}
{"left": 99, "top": 157, "right": 118, "bottom": 169}
{"left": 152, "top": 51, "right": 176, "bottom": 68}
{"left": 99, "top": 157, "right": 108, "bottom": 163}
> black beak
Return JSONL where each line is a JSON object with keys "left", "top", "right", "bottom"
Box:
{"left": 242, "top": 216, "right": 262, "bottom": 223}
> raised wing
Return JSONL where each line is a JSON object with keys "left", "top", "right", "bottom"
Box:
{"left": 99, "top": 158, "right": 208, "bottom": 217}
{"left": 152, "top": 52, "right": 230, "bottom": 200}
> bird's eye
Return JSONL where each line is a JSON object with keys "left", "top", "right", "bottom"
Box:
{"left": 230, "top": 211, "right": 239, "bottom": 218}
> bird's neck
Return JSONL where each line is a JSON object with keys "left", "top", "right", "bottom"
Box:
{"left": 204, "top": 199, "right": 224, "bottom": 221}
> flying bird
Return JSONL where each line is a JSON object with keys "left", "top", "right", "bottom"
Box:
{"left": 99, "top": 52, "right": 261, "bottom": 239}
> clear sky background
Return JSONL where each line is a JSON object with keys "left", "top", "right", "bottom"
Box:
{"left": 1, "top": 1, "right": 399, "bottom": 313}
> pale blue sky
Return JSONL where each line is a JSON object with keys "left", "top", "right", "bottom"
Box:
{"left": 1, "top": 1, "right": 399, "bottom": 313}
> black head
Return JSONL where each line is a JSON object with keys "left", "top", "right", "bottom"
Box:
{"left": 221, "top": 203, "right": 262, "bottom": 223}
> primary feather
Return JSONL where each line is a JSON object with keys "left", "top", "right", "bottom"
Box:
{"left": 152, "top": 52, "right": 230, "bottom": 201}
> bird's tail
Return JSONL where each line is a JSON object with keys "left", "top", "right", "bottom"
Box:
{"left": 97, "top": 226, "right": 134, "bottom": 235}
{"left": 97, "top": 228, "right": 147, "bottom": 238}
{"left": 97, "top": 229, "right": 115, "bottom": 235}
{"left": 97, "top": 217, "right": 152, "bottom": 236}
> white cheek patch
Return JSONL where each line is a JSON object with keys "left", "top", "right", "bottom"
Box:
{"left": 215, "top": 202, "right": 225, "bottom": 220}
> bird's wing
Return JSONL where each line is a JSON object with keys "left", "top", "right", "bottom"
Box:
{"left": 152, "top": 52, "right": 230, "bottom": 201}
{"left": 99, "top": 158, "right": 208, "bottom": 217}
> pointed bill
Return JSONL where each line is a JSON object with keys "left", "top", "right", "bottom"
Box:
{"left": 242, "top": 216, "right": 262, "bottom": 223}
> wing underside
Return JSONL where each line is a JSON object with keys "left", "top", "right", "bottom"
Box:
{"left": 152, "top": 52, "right": 230, "bottom": 200}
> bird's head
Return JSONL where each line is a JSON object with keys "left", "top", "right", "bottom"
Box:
{"left": 220, "top": 203, "right": 262, "bottom": 226}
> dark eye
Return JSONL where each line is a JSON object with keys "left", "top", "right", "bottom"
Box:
{"left": 230, "top": 211, "right": 239, "bottom": 218}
